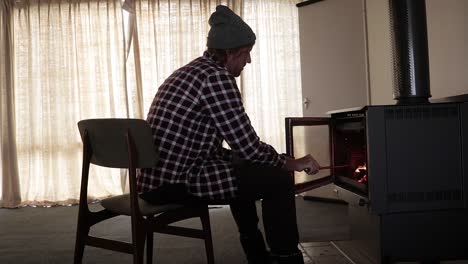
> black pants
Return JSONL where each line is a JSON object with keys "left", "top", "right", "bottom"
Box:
{"left": 140, "top": 163, "right": 300, "bottom": 256}
{"left": 229, "top": 163, "right": 300, "bottom": 255}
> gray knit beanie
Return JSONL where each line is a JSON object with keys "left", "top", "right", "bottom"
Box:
{"left": 207, "top": 5, "right": 256, "bottom": 49}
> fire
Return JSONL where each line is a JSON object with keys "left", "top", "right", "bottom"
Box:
{"left": 354, "top": 164, "right": 366, "bottom": 173}
{"left": 354, "top": 163, "right": 367, "bottom": 183}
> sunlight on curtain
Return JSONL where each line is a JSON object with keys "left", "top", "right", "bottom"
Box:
{"left": 13, "top": 0, "right": 128, "bottom": 205}
{"left": 242, "top": 0, "right": 303, "bottom": 152}
{"left": 130, "top": 0, "right": 302, "bottom": 152}
{"left": 128, "top": 0, "right": 241, "bottom": 114}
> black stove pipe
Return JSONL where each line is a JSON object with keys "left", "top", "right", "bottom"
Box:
{"left": 390, "top": 0, "right": 431, "bottom": 104}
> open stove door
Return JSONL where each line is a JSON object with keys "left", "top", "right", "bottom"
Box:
{"left": 285, "top": 117, "right": 333, "bottom": 194}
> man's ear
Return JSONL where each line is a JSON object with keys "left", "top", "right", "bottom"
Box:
{"left": 225, "top": 50, "right": 237, "bottom": 63}
{"left": 225, "top": 49, "right": 235, "bottom": 56}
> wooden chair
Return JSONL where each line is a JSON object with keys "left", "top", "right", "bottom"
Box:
{"left": 74, "top": 118, "right": 215, "bottom": 264}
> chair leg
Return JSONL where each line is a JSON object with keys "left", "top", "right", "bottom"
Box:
{"left": 133, "top": 229, "right": 146, "bottom": 264}
{"left": 146, "top": 230, "right": 154, "bottom": 264}
{"left": 73, "top": 225, "right": 90, "bottom": 264}
{"left": 200, "top": 207, "right": 215, "bottom": 264}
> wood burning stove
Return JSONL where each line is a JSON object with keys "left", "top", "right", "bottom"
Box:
{"left": 286, "top": 101, "right": 468, "bottom": 263}
{"left": 288, "top": 0, "right": 468, "bottom": 262}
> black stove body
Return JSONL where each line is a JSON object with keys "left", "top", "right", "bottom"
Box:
{"left": 286, "top": 101, "right": 468, "bottom": 263}
{"left": 335, "top": 102, "right": 468, "bottom": 214}
{"left": 339, "top": 102, "right": 468, "bottom": 263}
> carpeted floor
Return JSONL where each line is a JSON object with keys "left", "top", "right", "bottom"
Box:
{"left": 0, "top": 196, "right": 350, "bottom": 264}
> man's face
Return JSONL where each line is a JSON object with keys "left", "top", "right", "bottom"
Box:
{"left": 225, "top": 45, "right": 253, "bottom": 77}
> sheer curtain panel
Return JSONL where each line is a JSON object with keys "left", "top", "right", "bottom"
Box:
{"left": 128, "top": 0, "right": 242, "bottom": 112}
{"left": 1, "top": 0, "right": 21, "bottom": 208}
{"left": 241, "top": 0, "right": 302, "bottom": 151}
{"left": 10, "top": 0, "right": 129, "bottom": 206}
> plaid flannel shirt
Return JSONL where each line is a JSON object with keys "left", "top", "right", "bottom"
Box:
{"left": 137, "top": 52, "right": 286, "bottom": 200}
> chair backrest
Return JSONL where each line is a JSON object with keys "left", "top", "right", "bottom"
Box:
{"left": 77, "top": 118, "right": 158, "bottom": 169}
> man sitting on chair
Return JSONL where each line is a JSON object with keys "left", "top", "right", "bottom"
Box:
{"left": 137, "top": 5, "right": 320, "bottom": 264}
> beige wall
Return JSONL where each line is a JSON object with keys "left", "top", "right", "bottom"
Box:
{"left": 300, "top": 0, "right": 468, "bottom": 106}
{"left": 365, "top": 0, "right": 468, "bottom": 105}
{"left": 426, "top": 0, "right": 468, "bottom": 99}
{"left": 364, "top": 0, "right": 393, "bottom": 105}
{"left": 298, "top": 0, "right": 368, "bottom": 116}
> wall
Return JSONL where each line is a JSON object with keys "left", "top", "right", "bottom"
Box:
{"left": 365, "top": 0, "right": 468, "bottom": 105}
{"left": 364, "top": 0, "right": 393, "bottom": 105}
{"left": 426, "top": 0, "right": 468, "bottom": 99}
{"left": 299, "top": 0, "right": 468, "bottom": 106}
{"left": 298, "top": 0, "right": 368, "bottom": 116}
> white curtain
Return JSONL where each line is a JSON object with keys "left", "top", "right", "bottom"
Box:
{"left": 0, "top": 0, "right": 21, "bottom": 208}
{"left": 241, "top": 0, "right": 303, "bottom": 151}
{"left": 9, "top": 0, "right": 129, "bottom": 207}
{"left": 127, "top": 0, "right": 243, "bottom": 114}
{"left": 0, "top": 0, "right": 302, "bottom": 207}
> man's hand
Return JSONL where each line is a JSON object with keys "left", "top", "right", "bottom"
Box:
{"left": 283, "top": 154, "right": 320, "bottom": 175}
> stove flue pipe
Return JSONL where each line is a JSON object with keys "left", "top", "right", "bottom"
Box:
{"left": 390, "top": 0, "right": 431, "bottom": 104}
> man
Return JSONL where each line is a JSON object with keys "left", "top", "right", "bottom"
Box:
{"left": 138, "top": 5, "right": 320, "bottom": 264}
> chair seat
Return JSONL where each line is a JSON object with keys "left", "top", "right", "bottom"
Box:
{"left": 101, "top": 194, "right": 185, "bottom": 216}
